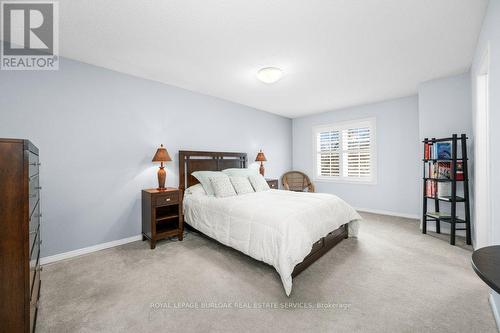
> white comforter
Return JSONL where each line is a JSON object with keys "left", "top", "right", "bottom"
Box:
{"left": 183, "top": 187, "right": 361, "bottom": 296}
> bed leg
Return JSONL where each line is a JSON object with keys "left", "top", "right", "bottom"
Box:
{"left": 344, "top": 225, "right": 349, "bottom": 239}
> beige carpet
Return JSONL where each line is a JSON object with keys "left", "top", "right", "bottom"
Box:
{"left": 37, "top": 213, "right": 497, "bottom": 332}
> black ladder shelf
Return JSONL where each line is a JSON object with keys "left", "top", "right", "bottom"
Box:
{"left": 422, "top": 134, "right": 471, "bottom": 245}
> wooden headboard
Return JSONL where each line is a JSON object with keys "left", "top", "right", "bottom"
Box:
{"left": 178, "top": 150, "right": 247, "bottom": 191}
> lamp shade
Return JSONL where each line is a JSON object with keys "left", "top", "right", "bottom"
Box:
{"left": 152, "top": 144, "right": 172, "bottom": 162}
{"left": 255, "top": 150, "right": 267, "bottom": 162}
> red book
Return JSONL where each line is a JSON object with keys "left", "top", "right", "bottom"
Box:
{"left": 425, "top": 144, "right": 430, "bottom": 160}
{"left": 426, "top": 180, "right": 437, "bottom": 198}
{"left": 456, "top": 162, "right": 464, "bottom": 180}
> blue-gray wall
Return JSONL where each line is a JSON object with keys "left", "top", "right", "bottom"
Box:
{"left": 470, "top": 0, "right": 500, "bottom": 318}
{"left": 418, "top": 72, "right": 472, "bottom": 140}
{"left": 292, "top": 96, "right": 420, "bottom": 217}
{"left": 0, "top": 58, "right": 293, "bottom": 257}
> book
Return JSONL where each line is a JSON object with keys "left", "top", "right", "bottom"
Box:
{"left": 437, "top": 162, "right": 451, "bottom": 179}
{"left": 426, "top": 180, "right": 437, "bottom": 197}
{"left": 427, "top": 162, "right": 438, "bottom": 179}
{"left": 425, "top": 143, "right": 431, "bottom": 160}
{"left": 434, "top": 161, "right": 464, "bottom": 180}
{"left": 456, "top": 162, "right": 464, "bottom": 180}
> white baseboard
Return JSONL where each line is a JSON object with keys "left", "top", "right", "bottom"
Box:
{"left": 40, "top": 234, "right": 142, "bottom": 265}
{"left": 490, "top": 293, "right": 500, "bottom": 332}
{"left": 355, "top": 207, "right": 419, "bottom": 220}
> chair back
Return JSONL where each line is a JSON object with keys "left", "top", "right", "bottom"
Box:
{"left": 281, "top": 171, "right": 315, "bottom": 192}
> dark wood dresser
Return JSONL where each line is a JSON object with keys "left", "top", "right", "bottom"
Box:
{"left": 0, "top": 139, "right": 42, "bottom": 333}
{"left": 266, "top": 178, "right": 279, "bottom": 189}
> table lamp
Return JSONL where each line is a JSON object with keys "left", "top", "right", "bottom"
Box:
{"left": 255, "top": 149, "right": 267, "bottom": 176}
{"left": 152, "top": 144, "right": 172, "bottom": 190}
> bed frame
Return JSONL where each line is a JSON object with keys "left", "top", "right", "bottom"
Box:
{"left": 178, "top": 150, "right": 348, "bottom": 278}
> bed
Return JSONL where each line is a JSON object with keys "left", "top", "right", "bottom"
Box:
{"left": 179, "top": 150, "right": 361, "bottom": 295}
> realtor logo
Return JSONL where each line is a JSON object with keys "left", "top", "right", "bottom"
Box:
{"left": 1, "top": 1, "right": 59, "bottom": 70}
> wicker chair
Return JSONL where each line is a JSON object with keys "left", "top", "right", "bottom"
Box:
{"left": 281, "top": 171, "right": 315, "bottom": 192}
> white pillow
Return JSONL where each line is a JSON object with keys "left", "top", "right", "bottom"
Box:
{"left": 185, "top": 183, "right": 207, "bottom": 196}
{"left": 222, "top": 168, "right": 259, "bottom": 177}
{"left": 230, "top": 177, "right": 255, "bottom": 195}
{"left": 248, "top": 174, "right": 270, "bottom": 192}
{"left": 210, "top": 177, "right": 237, "bottom": 198}
{"left": 191, "top": 171, "right": 228, "bottom": 196}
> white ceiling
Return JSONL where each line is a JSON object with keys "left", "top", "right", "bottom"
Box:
{"left": 59, "top": 0, "right": 488, "bottom": 118}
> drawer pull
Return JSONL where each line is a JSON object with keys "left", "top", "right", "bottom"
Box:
{"left": 29, "top": 194, "right": 37, "bottom": 198}
{"left": 165, "top": 198, "right": 171, "bottom": 202}
{"left": 35, "top": 186, "right": 42, "bottom": 190}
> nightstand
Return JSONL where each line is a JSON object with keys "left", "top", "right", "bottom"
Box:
{"left": 141, "top": 188, "right": 183, "bottom": 249}
{"left": 266, "top": 178, "right": 279, "bottom": 189}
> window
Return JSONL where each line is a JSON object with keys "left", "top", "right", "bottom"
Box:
{"left": 313, "top": 118, "right": 376, "bottom": 184}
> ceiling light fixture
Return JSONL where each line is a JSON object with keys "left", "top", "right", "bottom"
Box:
{"left": 257, "top": 67, "right": 283, "bottom": 84}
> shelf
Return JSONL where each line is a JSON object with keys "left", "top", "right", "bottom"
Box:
{"left": 424, "top": 178, "right": 465, "bottom": 182}
{"left": 156, "top": 229, "right": 180, "bottom": 238}
{"left": 156, "top": 218, "right": 179, "bottom": 233}
{"left": 422, "top": 134, "right": 471, "bottom": 245}
{"left": 422, "top": 158, "right": 467, "bottom": 162}
{"left": 424, "top": 196, "right": 465, "bottom": 202}
{"left": 422, "top": 137, "right": 468, "bottom": 143}
{"left": 155, "top": 214, "right": 179, "bottom": 222}
{"left": 425, "top": 213, "right": 466, "bottom": 224}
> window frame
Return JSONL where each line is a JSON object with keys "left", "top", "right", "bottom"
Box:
{"left": 312, "top": 117, "right": 377, "bottom": 185}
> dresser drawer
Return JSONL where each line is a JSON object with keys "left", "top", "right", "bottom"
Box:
{"left": 29, "top": 174, "right": 40, "bottom": 216}
{"left": 155, "top": 192, "right": 179, "bottom": 206}
{"left": 30, "top": 269, "right": 40, "bottom": 333}
{"left": 325, "top": 225, "right": 346, "bottom": 242}
{"left": 266, "top": 179, "right": 278, "bottom": 189}
{"left": 30, "top": 231, "right": 40, "bottom": 262}
{"left": 30, "top": 301, "right": 38, "bottom": 333}
{"left": 28, "top": 152, "right": 39, "bottom": 177}
{"left": 310, "top": 238, "right": 324, "bottom": 255}
{"left": 29, "top": 206, "right": 40, "bottom": 234}
{"left": 29, "top": 249, "right": 40, "bottom": 293}
{"left": 29, "top": 225, "right": 39, "bottom": 256}
{"left": 30, "top": 265, "right": 41, "bottom": 303}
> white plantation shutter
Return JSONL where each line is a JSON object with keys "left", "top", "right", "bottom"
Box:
{"left": 314, "top": 118, "right": 376, "bottom": 183}
{"left": 343, "top": 126, "right": 371, "bottom": 178}
{"left": 317, "top": 130, "right": 340, "bottom": 177}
